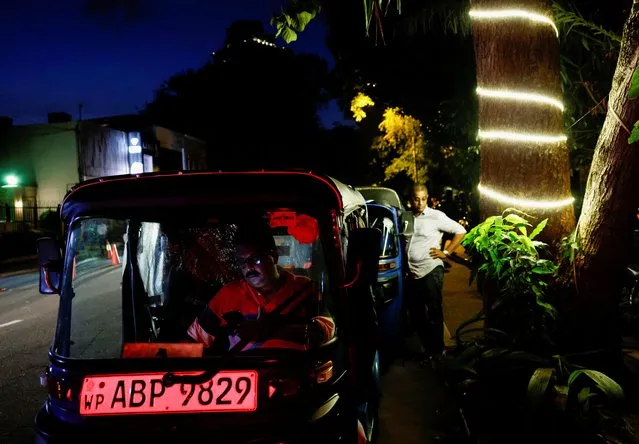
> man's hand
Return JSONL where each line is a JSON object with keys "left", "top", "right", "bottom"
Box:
{"left": 429, "top": 247, "right": 448, "bottom": 260}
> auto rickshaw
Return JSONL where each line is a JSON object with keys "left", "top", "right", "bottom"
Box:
{"left": 34, "top": 170, "right": 382, "bottom": 443}
{"left": 355, "top": 186, "right": 406, "bottom": 367}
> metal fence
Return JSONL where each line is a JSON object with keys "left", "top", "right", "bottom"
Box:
{"left": 0, "top": 203, "right": 60, "bottom": 233}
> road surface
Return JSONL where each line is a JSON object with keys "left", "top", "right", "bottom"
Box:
{"left": 0, "top": 266, "right": 451, "bottom": 443}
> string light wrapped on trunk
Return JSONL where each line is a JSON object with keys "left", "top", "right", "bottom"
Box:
{"left": 470, "top": 5, "right": 575, "bottom": 212}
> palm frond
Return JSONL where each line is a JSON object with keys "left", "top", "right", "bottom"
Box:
{"left": 552, "top": 3, "right": 621, "bottom": 45}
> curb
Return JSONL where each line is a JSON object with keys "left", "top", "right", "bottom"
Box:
{"left": 0, "top": 267, "right": 39, "bottom": 279}
{"left": 73, "top": 264, "right": 120, "bottom": 286}
{"left": 0, "top": 264, "right": 120, "bottom": 294}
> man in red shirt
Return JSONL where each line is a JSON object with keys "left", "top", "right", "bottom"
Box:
{"left": 187, "top": 221, "right": 368, "bottom": 443}
{"left": 187, "top": 221, "right": 335, "bottom": 352}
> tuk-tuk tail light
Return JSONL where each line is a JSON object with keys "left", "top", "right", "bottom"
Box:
{"left": 378, "top": 261, "right": 397, "bottom": 272}
{"left": 268, "top": 378, "right": 301, "bottom": 398}
{"left": 313, "top": 361, "right": 334, "bottom": 384}
{"left": 41, "top": 368, "right": 74, "bottom": 402}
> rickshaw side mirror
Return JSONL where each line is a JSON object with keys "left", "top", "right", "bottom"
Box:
{"left": 344, "top": 228, "right": 382, "bottom": 288}
{"left": 36, "top": 237, "right": 63, "bottom": 295}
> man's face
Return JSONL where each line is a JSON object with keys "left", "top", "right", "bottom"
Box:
{"left": 234, "top": 243, "right": 279, "bottom": 292}
{"left": 411, "top": 189, "right": 428, "bottom": 214}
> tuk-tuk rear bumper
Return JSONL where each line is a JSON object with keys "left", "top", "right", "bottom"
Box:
{"left": 34, "top": 394, "right": 355, "bottom": 444}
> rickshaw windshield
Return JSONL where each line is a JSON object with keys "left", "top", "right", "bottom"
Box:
{"left": 55, "top": 210, "right": 336, "bottom": 360}
{"left": 368, "top": 206, "right": 398, "bottom": 259}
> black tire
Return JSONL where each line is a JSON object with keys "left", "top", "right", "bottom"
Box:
{"left": 361, "top": 350, "right": 381, "bottom": 443}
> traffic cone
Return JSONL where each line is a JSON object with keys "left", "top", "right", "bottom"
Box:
{"left": 72, "top": 257, "right": 77, "bottom": 280}
{"left": 111, "top": 243, "right": 121, "bottom": 266}
{"left": 106, "top": 241, "right": 112, "bottom": 260}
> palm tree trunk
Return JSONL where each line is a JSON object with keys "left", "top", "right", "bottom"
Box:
{"left": 469, "top": 0, "right": 575, "bottom": 244}
{"left": 572, "top": 2, "right": 639, "bottom": 351}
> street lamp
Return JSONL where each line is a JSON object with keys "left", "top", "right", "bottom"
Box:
{"left": 2, "top": 175, "right": 19, "bottom": 188}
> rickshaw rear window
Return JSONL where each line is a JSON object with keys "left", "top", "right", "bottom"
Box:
{"left": 368, "top": 206, "right": 398, "bottom": 259}
{"left": 56, "top": 212, "right": 336, "bottom": 360}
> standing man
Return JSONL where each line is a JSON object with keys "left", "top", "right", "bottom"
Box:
{"left": 404, "top": 184, "right": 466, "bottom": 366}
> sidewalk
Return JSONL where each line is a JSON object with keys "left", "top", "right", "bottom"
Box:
{"left": 378, "top": 260, "right": 483, "bottom": 443}
{"left": 0, "top": 255, "right": 38, "bottom": 278}
{"left": 442, "top": 261, "right": 483, "bottom": 347}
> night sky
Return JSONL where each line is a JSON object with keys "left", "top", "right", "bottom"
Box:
{"left": 0, "top": 0, "right": 344, "bottom": 127}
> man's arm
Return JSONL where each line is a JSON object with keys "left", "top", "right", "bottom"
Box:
{"left": 445, "top": 232, "right": 466, "bottom": 257}
{"left": 431, "top": 211, "right": 467, "bottom": 260}
{"left": 186, "top": 289, "right": 229, "bottom": 349}
{"left": 187, "top": 305, "right": 221, "bottom": 348}
{"left": 253, "top": 283, "right": 336, "bottom": 346}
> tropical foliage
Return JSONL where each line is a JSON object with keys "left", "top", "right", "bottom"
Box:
{"left": 371, "top": 107, "right": 428, "bottom": 183}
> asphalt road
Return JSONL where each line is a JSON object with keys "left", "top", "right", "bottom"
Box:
{"left": 0, "top": 267, "right": 452, "bottom": 443}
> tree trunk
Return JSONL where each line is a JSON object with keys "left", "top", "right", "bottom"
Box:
{"left": 469, "top": 0, "right": 575, "bottom": 244}
{"left": 572, "top": 2, "right": 639, "bottom": 351}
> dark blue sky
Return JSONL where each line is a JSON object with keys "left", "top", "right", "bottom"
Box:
{"left": 0, "top": 0, "right": 345, "bottom": 127}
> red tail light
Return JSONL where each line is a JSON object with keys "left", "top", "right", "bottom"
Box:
{"left": 40, "top": 368, "right": 74, "bottom": 402}
{"left": 312, "top": 361, "right": 334, "bottom": 384}
{"left": 268, "top": 378, "right": 301, "bottom": 399}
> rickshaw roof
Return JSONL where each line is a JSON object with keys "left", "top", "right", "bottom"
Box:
{"left": 60, "top": 170, "right": 366, "bottom": 223}
{"left": 356, "top": 186, "right": 404, "bottom": 210}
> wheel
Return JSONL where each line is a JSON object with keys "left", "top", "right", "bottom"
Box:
{"left": 358, "top": 350, "right": 381, "bottom": 443}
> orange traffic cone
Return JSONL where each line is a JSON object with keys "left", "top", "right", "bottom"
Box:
{"left": 106, "top": 241, "right": 112, "bottom": 260}
{"left": 111, "top": 243, "right": 121, "bottom": 266}
{"left": 72, "top": 257, "right": 77, "bottom": 280}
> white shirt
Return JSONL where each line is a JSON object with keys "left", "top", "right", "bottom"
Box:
{"left": 407, "top": 207, "right": 467, "bottom": 279}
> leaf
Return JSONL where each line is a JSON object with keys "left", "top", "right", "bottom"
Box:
{"left": 519, "top": 234, "right": 534, "bottom": 250}
{"left": 529, "top": 219, "right": 548, "bottom": 240}
{"left": 454, "top": 344, "right": 486, "bottom": 366}
{"left": 451, "top": 366, "right": 480, "bottom": 379}
{"left": 480, "top": 347, "right": 511, "bottom": 360}
{"left": 527, "top": 367, "right": 555, "bottom": 410}
{"left": 568, "top": 369, "right": 624, "bottom": 401}
{"left": 536, "top": 299, "right": 558, "bottom": 318}
{"left": 554, "top": 384, "right": 569, "bottom": 412}
{"left": 280, "top": 26, "right": 298, "bottom": 43}
{"left": 532, "top": 267, "right": 555, "bottom": 274}
{"left": 577, "top": 387, "right": 595, "bottom": 404}
{"left": 628, "top": 120, "right": 639, "bottom": 144}
{"left": 504, "top": 214, "right": 529, "bottom": 226}
{"left": 291, "top": 11, "right": 315, "bottom": 31}
{"left": 629, "top": 67, "right": 639, "bottom": 99}
{"left": 484, "top": 216, "right": 498, "bottom": 224}
{"left": 511, "top": 223, "right": 526, "bottom": 236}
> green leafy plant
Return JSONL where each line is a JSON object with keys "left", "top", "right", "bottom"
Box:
{"left": 444, "top": 345, "right": 634, "bottom": 443}
{"left": 443, "top": 211, "right": 636, "bottom": 443}
{"left": 463, "top": 209, "right": 557, "bottom": 300}
{"left": 269, "top": 0, "right": 321, "bottom": 43}
{"left": 526, "top": 359, "right": 633, "bottom": 443}
{"left": 459, "top": 209, "right": 559, "bottom": 350}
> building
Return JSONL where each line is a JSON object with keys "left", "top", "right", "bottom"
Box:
{"left": 0, "top": 113, "right": 208, "bottom": 231}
